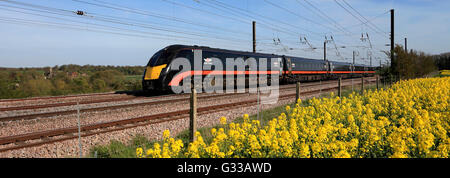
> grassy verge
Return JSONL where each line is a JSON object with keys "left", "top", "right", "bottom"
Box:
{"left": 88, "top": 82, "right": 386, "bottom": 158}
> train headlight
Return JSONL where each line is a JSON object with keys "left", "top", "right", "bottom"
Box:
{"left": 144, "top": 64, "right": 167, "bottom": 80}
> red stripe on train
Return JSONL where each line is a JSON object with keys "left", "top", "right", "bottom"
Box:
{"left": 168, "top": 70, "right": 375, "bottom": 86}
{"left": 169, "top": 70, "right": 281, "bottom": 86}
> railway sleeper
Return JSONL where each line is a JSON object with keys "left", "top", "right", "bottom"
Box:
{"left": 14, "top": 141, "right": 25, "bottom": 146}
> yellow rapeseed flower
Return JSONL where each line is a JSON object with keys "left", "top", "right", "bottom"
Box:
{"left": 136, "top": 147, "right": 143, "bottom": 158}
{"left": 220, "top": 117, "right": 227, "bottom": 125}
{"left": 138, "top": 77, "right": 450, "bottom": 158}
{"left": 163, "top": 129, "right": 170, "bottom": 139}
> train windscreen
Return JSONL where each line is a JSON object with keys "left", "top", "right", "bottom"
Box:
{"left": 147, "top": 49, "right": 174, "bottom": 67}
{"left": 147, "top": 50, "right": 163, "bottom": 67}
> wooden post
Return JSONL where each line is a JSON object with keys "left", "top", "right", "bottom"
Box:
{"left": 77, "top": 102, "right": 82, "bottom": 158}
{"left": 338, "top": 77, "right": 342, "bottom": 98}
{"left": 319, "top": 80, "right": 322, "bottom": 96}
{"left": 390, "top": 9, "right": 395, "bottom": 76}
{"left": 376, "top": 75, "right": 379, "bottom": 90}
{"left": 361, "top": 77, "right": 364, "bottom": 95}
{"left": 324, "top": 41, "right": 327, "bottom": 61}
{"left": 253, "top": 21, "right": 256, "bottom": 53}
{"left": 296, "top": 82, "right": 301, "bottom": 103}
{"left": 390, "top": 75, "right": 393, "bottom": 86}
{"left": 351, "top": 78, "right": 354, "bottom": 93}
{"left": 257, "top": 87, "right": 260, "bottom": 121}
{"left": 189, "top": 87, "right": 197, "bottom": 142}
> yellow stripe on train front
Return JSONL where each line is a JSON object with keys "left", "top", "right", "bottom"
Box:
{"left": 144, "top": 64, "right": 167, "bottom": 80}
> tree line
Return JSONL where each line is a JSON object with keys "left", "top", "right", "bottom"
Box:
{"left": 433, "top": 53, "right": 450, "bottom": 71}
{"left": 0, "top": 65, "right": 144, "bottom": 99}
{"left": 380, "top": 45, "right": 441, "bottom": 80}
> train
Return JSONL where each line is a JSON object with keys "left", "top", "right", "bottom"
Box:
{"left": 142, "top": 45, "right": 377, "bottom": 92}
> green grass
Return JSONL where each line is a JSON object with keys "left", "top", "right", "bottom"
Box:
{"left": 89, "top": 135, "right": 154, "bottom": 158}
{"left": 88, "top": 82, "right": 387, "bottom": 158}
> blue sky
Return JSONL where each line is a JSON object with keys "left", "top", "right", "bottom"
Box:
{"left": 0, "top": 0, "right": 449, "bottom": 68}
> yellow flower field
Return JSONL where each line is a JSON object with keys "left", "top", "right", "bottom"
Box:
{"left": 138, "top": 77, "right": 450, "bottom": 158}
{"left": 440, "top": 70, "right": 450, "bottom": 76}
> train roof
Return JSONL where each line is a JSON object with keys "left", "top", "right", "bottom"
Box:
{"left": 163, "top": 45, "right": 374, "bottom": 67}
{"left": 164, "top": 44, "right": 280, "bottom": 58}
{"left": 332, "top": 60, "right": 372, "bottom": 67}
{"left": 286, "top": 56, "right": 326, "bottom": 63}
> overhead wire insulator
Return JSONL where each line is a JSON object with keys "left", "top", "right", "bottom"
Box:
{"left": 366, "top": 33, "right": 373, "bottom": 49}
{"left": 299, "top": 36, "right": 306, "bottom": 45}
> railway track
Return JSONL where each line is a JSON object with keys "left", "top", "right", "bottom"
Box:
{"left": 0, "top": 80, "right": 310, "bottom": 111}
{"left": 0, "top": 77, "right": 375, "bottom": 122}
{"left": 0, "top": 78, "right": 377, "bottom": 153}
{"left": 0, "top": 92, "right": 118, "bottom": 103}
{"left": 0, "top": 95, "right": 138, "bottom": 112}
{"left": 0, "top": 77, "right": 374, "bottom": 111}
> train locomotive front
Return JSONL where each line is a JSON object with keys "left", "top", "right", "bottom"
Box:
{"left": 142, "top": 45, "right": 183, "bottom": 92}
{"left": 142, "top": 45, "right": 282, "bottom": 92}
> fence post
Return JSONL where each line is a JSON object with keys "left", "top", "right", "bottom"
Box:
{"left": 77, "top": 102, "right": 82, "bottom": 158}
{"left": 351, "top": 78, "right": 354, "bottom": 93}
{"left": 296, "top": 82, "right": 301, "bottom": 103}
{"left": 338, "top": 77, "right": 342, "bottom": 98}
{"left": 189, "top": 87, "right": 197, "bottom": 142}
{"left": 376, "top": 75, "right": 379, "bottom": 90}
{"left": 361, "top": 77, "right": 364, "bottom": 95}
{"left": 390, "top": 75, "right": 393, "bottom": 86}
{"left": 257, "top": 87, "right": 260, "bottom": 121}
{"left": 319, "top": 80, "right": 322, "bottom": 96}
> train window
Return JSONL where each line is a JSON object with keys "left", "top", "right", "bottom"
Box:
{"left": 154, "top": 49, "right": 175, "bottom": 66}
{"left": 217, "top": 52, "right": 229, "bottom": 60}
{"left": 175, "top": 50, "right": 193, "bottom": 60}
{"left": 220, "top": 52, "right": 229, "bottom": 60}
{"left": 203, "top": 51, "right": 218, "bottom": 59}
{"left": 147, "top": 50, "right": 162, "bottom": 66}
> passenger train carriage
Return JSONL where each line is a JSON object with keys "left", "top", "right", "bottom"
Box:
{"left": 143, "top": 45, "right": 376, "bottom": 92}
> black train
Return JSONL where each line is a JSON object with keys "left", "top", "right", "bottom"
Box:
{"left": 143, "top": 45, "right": 376, "bottom": 92}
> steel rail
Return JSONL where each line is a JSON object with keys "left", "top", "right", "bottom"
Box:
{"left": 0, "top": 92, "right": 117, "bottom": 103}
